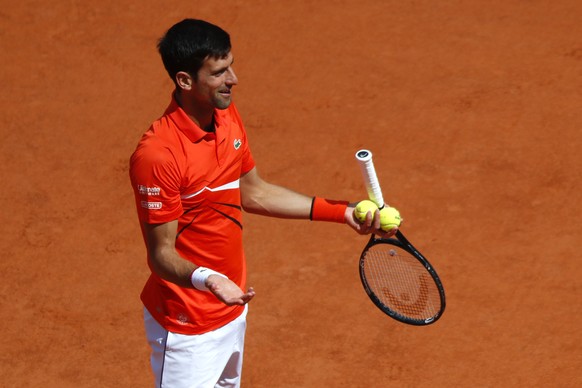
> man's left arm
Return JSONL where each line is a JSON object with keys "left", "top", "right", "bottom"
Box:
{"left": 240, "top": 167, "right": 386, "bottom": 235}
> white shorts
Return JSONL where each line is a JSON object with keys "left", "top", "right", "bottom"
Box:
{"left": 144, "top": 306, "right": 248, "bottom": 388}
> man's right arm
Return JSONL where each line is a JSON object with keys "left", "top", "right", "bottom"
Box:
{"left": 143, "top": 220, "right": 196, "bottom": 288}
{"left": 143, "top": 220, "right": 256, "bottom": 305}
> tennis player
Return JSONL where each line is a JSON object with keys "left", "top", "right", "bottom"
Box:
{"left": 129, "top": 18, "right": 385, "bottom": 388}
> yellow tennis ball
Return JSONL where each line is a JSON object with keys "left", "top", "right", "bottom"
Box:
{"left": 379, "top": 206, "right": 402, "bottom": 231}
{"left": 354, "top": 200, "right": 379, "bottom": 223}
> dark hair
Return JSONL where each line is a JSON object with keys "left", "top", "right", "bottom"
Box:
{"left": 157, "top": 19, "right": 231, "bottom": 82}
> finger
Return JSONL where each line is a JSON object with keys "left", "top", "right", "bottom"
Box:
{"left": 229, "top": 287, "right": 256, "bottom": 305}
{"left": 372, "top": 209, "right": 381, "bottom": 230}
{"left": 233, "top": 292, "right": 256, "bottom": 305}
{"left": 360, "top": 210, "right": 373, "bottom": 228}
{"left": 377, "top": 226, "right": 398, "bottom": 238}
{"left": 243, "top": 287, "right": 256, "bottom": 299}
{"left": 240, "top": 291, "right": 255, "bottom": 304}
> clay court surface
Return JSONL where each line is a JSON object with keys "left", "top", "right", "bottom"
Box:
{"left": 1, "top": 1, "right": 581, "bottom": 386}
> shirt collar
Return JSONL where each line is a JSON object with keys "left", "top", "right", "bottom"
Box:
{"left": 164, "top": 93, "right": 226, "bottom": 143}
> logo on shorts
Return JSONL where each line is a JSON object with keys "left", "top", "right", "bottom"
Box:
{"left": 234, "top": 139, "right": 242, "bottom": 150}
{"left": 141, "top": 201, "right": 162, "bottom": 210}
{"left": 138, "top": 185, "right": 161, "bottom": 196}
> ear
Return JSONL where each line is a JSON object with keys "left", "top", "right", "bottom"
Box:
{"left": 175, "top": 71, "right": 193, "bottom": 91}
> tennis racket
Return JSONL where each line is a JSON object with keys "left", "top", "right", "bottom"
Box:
{"left": 355, "top": 149, "right": 446, "bottom": 325}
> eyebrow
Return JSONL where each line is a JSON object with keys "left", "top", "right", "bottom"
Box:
{"left": 211, "top": 56, "right": 234, "bottom": 75}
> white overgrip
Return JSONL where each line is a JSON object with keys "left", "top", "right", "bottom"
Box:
{"left": 355, "top": 149, "right": 385, "bottom": 208}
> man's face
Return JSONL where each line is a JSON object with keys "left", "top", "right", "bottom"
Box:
{"left": 191, "top": 52, "right": 238, "bottom": 110}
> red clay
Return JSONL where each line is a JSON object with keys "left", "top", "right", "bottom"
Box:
{"left": 1, "top": 1, "right": 580, "bottom": 387}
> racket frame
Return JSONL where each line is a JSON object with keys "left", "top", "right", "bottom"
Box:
{"left": 355, "top": 149, "right": 445, "bottom": 325}
{"left": 359, "top": 231, "right": 446, "bottom": 325}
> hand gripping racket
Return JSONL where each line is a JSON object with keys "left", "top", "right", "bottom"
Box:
{"left": 355, "top": 149, "right": 446, "bottom": 325}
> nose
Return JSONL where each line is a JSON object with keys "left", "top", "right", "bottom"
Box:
{"left": 226, "top": 67, "right": 238, "bottom": 85}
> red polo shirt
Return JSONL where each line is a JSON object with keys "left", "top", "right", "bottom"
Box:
{"left": 130, "top": 95, "right": 255, "bottom": 334}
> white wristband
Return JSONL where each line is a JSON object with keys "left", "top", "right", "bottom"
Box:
{"left": 190, "top": 267, "right": 228, "bottom": 291}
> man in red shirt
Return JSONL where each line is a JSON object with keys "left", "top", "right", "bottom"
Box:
{"left": 130, "top": 19, "right": 390, "bottom": 388}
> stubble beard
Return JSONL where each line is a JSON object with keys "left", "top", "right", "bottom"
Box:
{"left": 213, "top": 88, "right": 233, "bottom": 110}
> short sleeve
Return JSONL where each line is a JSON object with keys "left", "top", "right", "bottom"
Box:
{"left": 129, "top": 142, "right": 184, "bottom": 224}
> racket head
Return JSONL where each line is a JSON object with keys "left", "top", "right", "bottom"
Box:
{"left": 359, "top": 232, "right": 446, "bottom": 325}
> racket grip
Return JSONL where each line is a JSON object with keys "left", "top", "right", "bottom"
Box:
{"left": 355, "top": 149, "right": 385, "bottom": 208}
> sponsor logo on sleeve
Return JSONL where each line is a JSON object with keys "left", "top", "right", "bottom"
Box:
{"left": 233, "top": 139, "right": 242, "bottom": 150}
{"left": 138, "top": 185, "right": 161, "bottom": 196}
{"left": 141, "top": 201, "right": 162, "bottom": 210}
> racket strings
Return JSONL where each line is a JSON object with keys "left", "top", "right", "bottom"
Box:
{"left": 364, "top": 245, "right": 441, "bottom": 320}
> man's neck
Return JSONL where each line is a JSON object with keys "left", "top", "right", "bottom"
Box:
{"left": 175, "top": 91, "right": 215, "bottom": 132}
